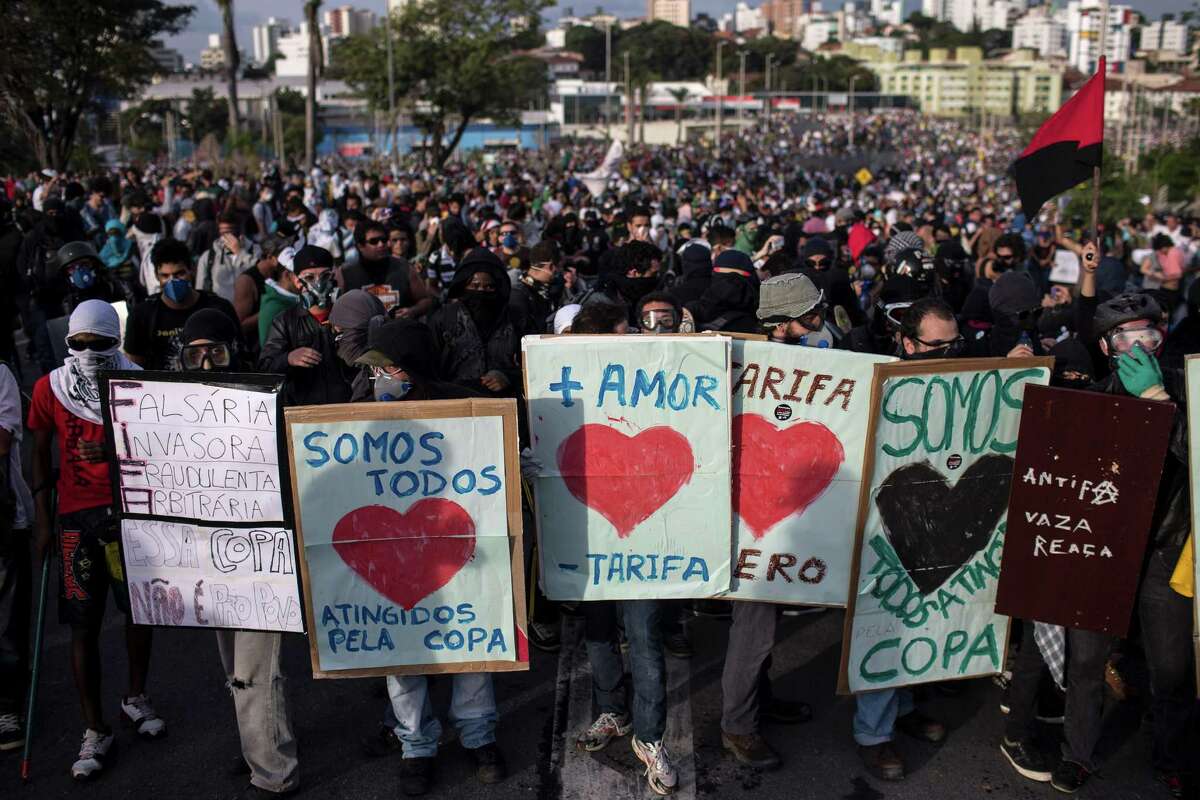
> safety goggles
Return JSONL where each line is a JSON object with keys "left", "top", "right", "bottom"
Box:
{"left": 640, "top": 310, "right": 677, "bottom": 330}
{"left": 1107, "top": 326, "right": 1163, "bottom": 355}
{"left": 794, "top": 304, "right": 827, "bottom": 331}
{"left": 180, "top": 343, "right": 232, "bottom": 371}
{"left": 882, "top": 302, "right": 912, "bottom": 329}
{"left": 66, "top": 335, "right": 119, "bottom": 352}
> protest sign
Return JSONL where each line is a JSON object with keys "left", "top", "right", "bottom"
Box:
{"left": 1184, "top": 355, "right": 1200, "bottom": 690}
{"left": 1049, "top": 250, "right": 1080, "bottom": 284}
{"left": 100, "top": 372, "right": 303, "bottom": 633}
{"left": 996, "top": 385, "right": 1173, "bottom": 635}
{"left": 838, "top": 358, "right": 1051, "bottom": 694}
{"left": 728, "top": 340, "right": 895, "bottom": 605}
{"left": 284, "top": 399, "right": 527, "bottom": 678}
{"left": 523, "top": 335, "right": 732, "bottom": 601}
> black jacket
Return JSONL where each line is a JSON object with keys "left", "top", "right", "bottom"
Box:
{"left": 509, "top": 278, "right": 553, "bottom": 334}
{"left": 426, "top": 249, "right": 524, "bottom": 397}
{"left": 259, "top": 305, "right": 353, "bottom": 406}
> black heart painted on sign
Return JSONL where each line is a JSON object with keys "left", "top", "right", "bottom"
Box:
{"left": 874, "top": 453, "right": 1014, "bottom": 596}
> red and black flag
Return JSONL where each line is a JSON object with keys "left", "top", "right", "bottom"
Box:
{"left": 1013, "top": 57, "right": 1105, "bottom": 218}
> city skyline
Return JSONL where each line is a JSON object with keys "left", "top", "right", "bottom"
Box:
{"left": 166, "top": 0, "right": 1192, "bottom": 63}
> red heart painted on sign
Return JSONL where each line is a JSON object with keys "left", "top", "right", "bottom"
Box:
{"left": 556, "top": 424, "right": 694, "bottom": 538}
{"left": 332, "top": 500, "right": 476, "bottom": 610}
{"left": 733, "top": 413, "right": 844, "bottom": 540}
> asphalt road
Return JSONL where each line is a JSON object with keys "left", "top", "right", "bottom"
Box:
{"left": 1, "top": 600, "right": 1193, "bottom": 800}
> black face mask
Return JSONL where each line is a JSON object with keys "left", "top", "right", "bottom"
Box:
{"left": 461, "top": 289, "right": 503, "bottom": 323}
{"left": 903, "top": 339, "right": 965, "bottom": 360}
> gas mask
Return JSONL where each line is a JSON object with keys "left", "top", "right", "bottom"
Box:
{"left": 372, "top": 368, "right": 413, "bottom": 401}
{"left": 69, "top": 264, "right": 96, "bottom": 290}
{"left": 300, "top": 272, "right": 338, "bottom": 311}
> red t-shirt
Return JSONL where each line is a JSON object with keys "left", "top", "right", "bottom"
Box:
{"left": 26, "top": 376, "right": 113, "bottom": 515}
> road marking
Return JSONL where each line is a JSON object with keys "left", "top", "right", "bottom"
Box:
{"left": 551, "top": 614, "right": 696, "bottom": 800}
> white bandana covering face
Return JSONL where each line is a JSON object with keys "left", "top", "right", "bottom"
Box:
{"left": 48, "top": 299, "right": 140, "bottom": 423}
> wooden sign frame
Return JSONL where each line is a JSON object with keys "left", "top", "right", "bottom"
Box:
{"left": 284, "top": 398, "right": 529, "bottom": 678}
{"left": 836, "top": 356, "right": 1052, "bottom": 694}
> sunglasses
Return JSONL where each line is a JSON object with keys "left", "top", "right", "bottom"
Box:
{"left": 804, "top": 257, "right": 828, "bottom": 269}
{"left": 180, "top": 343, "right": 232, "bottom": 371}
{"left": 364, "top": 237, "right": 387, "bottom": 246}
{"left": 67, "top": 335, "right": 119, "bottom": 352}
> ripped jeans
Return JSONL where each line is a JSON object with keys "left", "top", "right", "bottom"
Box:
{"left": 215, "top": 631, "right": 299, "bottom": 792}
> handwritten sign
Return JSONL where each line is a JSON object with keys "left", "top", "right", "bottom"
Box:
{"left": 996, "top": 385, "right": 1172, "bottom": 635}
{"left": 1183, "top": 355, "right": 1200, "bottom": 691}
{"left": 523, "top": 335, "right": 732, "bottom": 601}
{"left": 285, "top": 400, "right": 528, "bottom": 678}
{"left": 838, "top": 358, "right": 1050, "bottom": 693}
{"left": 100, "top": 372, "right": 303, "bottom": 633}
{"left": 728, "top": 340, "right": 895, "bottom": 605}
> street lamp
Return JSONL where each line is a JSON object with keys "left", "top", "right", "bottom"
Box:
{"left": 715, "top": 40, "right": 728, "bottom": 153}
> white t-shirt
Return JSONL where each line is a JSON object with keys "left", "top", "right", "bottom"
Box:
{"left": 0, "top": 364, "right": 34, "bottom": 530}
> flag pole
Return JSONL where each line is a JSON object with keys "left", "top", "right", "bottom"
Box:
{"left": 1091, "top": 52, "right": 1107, "bottom": 246}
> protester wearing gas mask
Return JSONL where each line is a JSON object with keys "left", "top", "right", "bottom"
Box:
{"left": 635, "top": 292, "right": 682, "bottom": 335}
{"left": 510, "top": 240, "right": 565, "bottom": 334}
{"left": 756, "top": 272, "right": 841, "bottom": 348}
{"left": 124, "top": 239, "right": 240, "bottom": 371}
{"left": 327, "top": 289, "right": 387, "bottom": 402}
{"left": 259, "top": 245, "right": 353, "bottom": 407}
{"left": 56, "top": 241, "right": 120, "bottom": 312}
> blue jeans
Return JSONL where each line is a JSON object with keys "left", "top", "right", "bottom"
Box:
{"left": 386, "top": 673, "right": 497, "bottom": 758}
{"left": 584, "top": 600, "right": 666, "bottom": 742}
{"left": 853, "top": 688, "right": 914, "bottom": 746}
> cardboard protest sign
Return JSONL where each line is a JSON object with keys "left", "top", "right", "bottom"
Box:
{"left": 284, "top": 399, "right": 527, "bottom": 678}
{"left": 1184, "top": 355, "right": 1200, "bottom": 690}
{"left": 996, "top": 385, "right": 1173, "bottom": 635}
{"left": 100, "top": 372, "right": 303, "bottom": 633}
{"left": 839, "top": 358, "right": 1051, "bottom": 694}
{"left": 728, "top": 340, "right": 895, "bottom": 605}
{"left": 523, "top": 335, "right": 732, "bottom": 601}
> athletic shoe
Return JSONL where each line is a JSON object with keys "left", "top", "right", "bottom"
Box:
{"left": 528, "top": 621, "right": 561, "bottom": 653}
{"left": 71, "top": 729, "right": 115, "bottom": 780}
{"left": 1000, "top": 737, "right": 1052, "bottom": 782}
{"left": 631, "top": 736, "right": 678, "bottom": 795}
{"left": 0, "top": 712, "right": 23, "bottom": 751}
{"left": 576, "top": 712, "right": 632, "bottom": 752}
{"left": 1050, "top": 759, "right": 1089, "bottom": 794}
{"left": 121, "top": 694, "right": 166, "bottom": 739}
{"left": 468, "top": 742, "right": 507, "bottom": 784}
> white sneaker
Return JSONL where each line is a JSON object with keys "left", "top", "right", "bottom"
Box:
{"left": 71, "top": 729, "right": 115, "bottom": 780}
{"left": 575, "top": 711, "right": 633, "bottom": 752}
{"left": 631, "top": 736, "right": 678, "bottom": 795}
{"left": 120, "top": 694, "right": 166, "bottom": 739}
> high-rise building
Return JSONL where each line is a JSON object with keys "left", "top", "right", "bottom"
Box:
{"left": 761, "top": 0, "right": 809, "bottom": 38}
{"left": 200, "top": 33, "right": 227, "bottom": 70}
{"left": 148, "top": 40, "right": 184, "bottom": 74}
{"left": 1065, "top": 0, "right": 1132, "bottom": 73}
{"left": 922, "top": 0, "right": 949, "bottom": 22}
{"left": 735, "top": 2, "right": 766, "bottom": 32}
{"left": 1012, "top": 7, "right": 1067, "bottom": 59}
{"left": 647, "top": 0, "right": 691, "bottom": 27}
{"left": 251, "top": 17, "right": 293, "bottom": 65}
{"left": 324, "top": 5, "right": 377, "bottom": 36}
{"left": 1139, "top": 19, "right": 1188, "bottom": 54}
{"left": 275, "top": 22, "right": 334, "bottom": 78}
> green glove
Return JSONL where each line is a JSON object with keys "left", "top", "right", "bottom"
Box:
{"left": 1115, "top": 344, "right": 1164, "bottom": 396}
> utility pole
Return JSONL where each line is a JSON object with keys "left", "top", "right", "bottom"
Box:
{"left": 738, "top": 50, "right": 747, "bottom": 126}
{"left": 849, "top": 74, "right": 858, "bottom": 148}
{"left": 624, "top": 50, "right": 633, "bottom": 146}
{"left": 604, "top": 21, "right": 612, "bottom": 141}
{"left": 764, "top": 54, "right": 772, "bottom": 122}
{"left": 385, "top": 8, "right": 397, "bottom": 162}
{"left": 715, "top": 40, "right": 727, "bottom": 153}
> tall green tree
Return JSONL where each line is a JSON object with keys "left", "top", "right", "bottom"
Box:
{"left": 0, "top": 0, "right": 193, "bottom": 170}
{"left": 339, "top": 0, "right": 551, "bottom": 168}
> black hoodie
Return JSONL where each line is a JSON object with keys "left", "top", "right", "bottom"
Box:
{"left": 425, "top": 248, "right": 524, "bottom": 396}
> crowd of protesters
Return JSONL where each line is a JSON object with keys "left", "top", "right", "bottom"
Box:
{"left": 0, "top": 110, "right": 1196, "bottom": 798}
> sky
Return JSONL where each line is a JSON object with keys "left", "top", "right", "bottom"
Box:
{"left": 166, "top": 0, "right": 1194, "bottom": 63}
